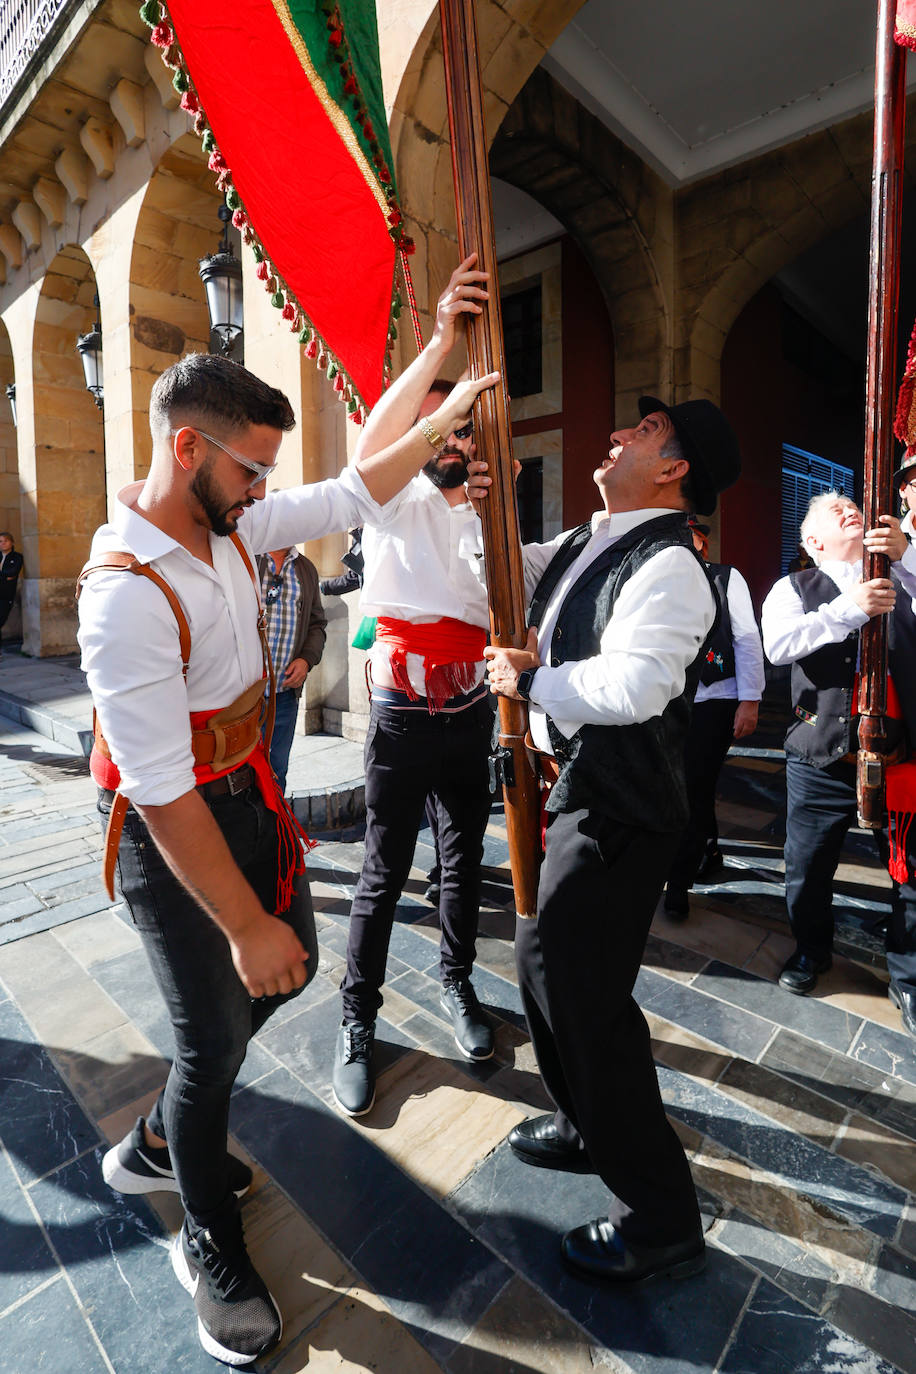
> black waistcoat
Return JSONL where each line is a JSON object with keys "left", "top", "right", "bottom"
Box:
{"left": 529, "top": 512, "right": 715, "bottom": 832}
{"left": 786, "top": 566, "right": 916, "bottom": 767}
{"left": 699, "top": 565, "right": 736, "bottom": 686}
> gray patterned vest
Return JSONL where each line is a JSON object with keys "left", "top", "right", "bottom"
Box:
{"left": 786, "top": 566, "right": 916, "bottom": 768}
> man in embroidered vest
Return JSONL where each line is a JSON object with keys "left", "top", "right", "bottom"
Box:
{"left": 761, "top": 491, "right": 916, "bottom": 1038}
{"left": 77, "top": 263, "right": 495, "bottom": 1366}
{"left": 663, "top": 518, "right": 765, "bottom": 918}
{"left": 482, "top": 396, "right": 740, "bottom": 1285}
{"left": 332, "top": 274, "right": 497, "bottom": 1119}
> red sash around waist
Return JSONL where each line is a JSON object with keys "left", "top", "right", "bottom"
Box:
{"left": 375, "top": 616, "right": 486, "bottom": 713}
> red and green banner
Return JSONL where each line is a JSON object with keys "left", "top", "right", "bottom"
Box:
{"left": 141, "top": 0, "right": 413, "bottom": 419}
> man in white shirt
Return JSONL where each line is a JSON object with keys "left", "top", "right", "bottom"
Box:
{"left": 761, "top": 491, "right": 916, "bottom": 1035}
{"left": 663, "top": 518, "right": 765, "bottom": 917}
{"left": 483, "top": 396, "right": 740, "bottom": 1286}
{"left": 77, "top": 266, "right": 495, "bottom": 1366}
{"left": 332, "top": 274, "right": 497, "bottom": 1118}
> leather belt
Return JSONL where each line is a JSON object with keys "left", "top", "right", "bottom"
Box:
{"left": 199, "top": 763, "right": 256, "bottom": 799}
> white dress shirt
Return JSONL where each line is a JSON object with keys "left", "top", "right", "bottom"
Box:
{"left": 78, "top": 469, "right": 380, "bottom": 806}
{"left": 522, "top": 509, "right": 716, "bottom": 755}
{"left": 761, "top": 546, "right": 916, "bottom": 666}
{"left": 360, "top": 474, "right": 489, "bottom": 696}
{"left": 696, "top": 565, "right": 765, "bottom": 704}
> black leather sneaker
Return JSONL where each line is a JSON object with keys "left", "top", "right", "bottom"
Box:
{"left": 171, "top": 1215, "right": 281, "bottom": 1365}
{"left": 332, "top": 1019, "right": 376, "bottom": 1116}
{"left": 102, "top": 1118, "right": 251, "bottom": 1198}
{"left": 440, "top": 978, "right": 494, "bottom": 1060}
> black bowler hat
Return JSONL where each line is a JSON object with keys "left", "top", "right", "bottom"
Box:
{"left": 639, "top": 396, "right": 741, "bottom": 515}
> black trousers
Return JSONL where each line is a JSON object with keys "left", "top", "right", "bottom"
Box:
{"left": 515, "top": 807, "right": 702, "bottom": 1248}
{"left": 667, "top": 698, "right": 735, "bottom": 891}
{"left": 341, "top": 697, "right": 493, "bottom": 1021}
{"left": 100, "top": 786, "right": 318, "bottom": 1233}
{"left": 785, "top": 754, "right": 916, "bottom": 992}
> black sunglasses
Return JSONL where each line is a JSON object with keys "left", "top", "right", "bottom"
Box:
{"left": 453, "top": 421, "right": 473, "bottom": 441}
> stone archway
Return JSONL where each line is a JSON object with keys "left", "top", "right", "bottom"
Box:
{"left": 386, "top": 0, "right": 587, "bottom": 335}
{"left": 123, "top": 134, "right": 223, "bottom": 487}
{"left": 27, "top": 245, "right": 105, "bottom": 655}
{"left": 490, "top": 67, "right": 671, "bottom": 418}
{"left": 677, "top": 109, "right": 884, "bottom": 404}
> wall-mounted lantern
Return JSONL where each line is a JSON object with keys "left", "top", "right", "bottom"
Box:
{"left": 6, "top": 383, "right": 15, "bottom": 428}
{"left": 199, "top": 200, "right": 243, "bottom": 360}
{"left": 76, "top": 293, "right": 103, "bottom": 410}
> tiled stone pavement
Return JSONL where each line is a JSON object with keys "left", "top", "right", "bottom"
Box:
{"left": 1, "top": 708, "right": 915, "bottom": 1372}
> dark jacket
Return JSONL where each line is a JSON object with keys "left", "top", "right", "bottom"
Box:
{"left": 529, "top": 512, "right": 715, "bottom": 832}
{"left": 256, "top": 552, "right": 327, "bottom": 696}
{"left": 0, "top": 550, "right": 22, "bottom": 602}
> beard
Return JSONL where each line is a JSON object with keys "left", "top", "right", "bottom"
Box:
{"left": 190, "top": 457, "right": 250, "bottom": 536}
{"left": 422, "top": 445, "right": 469, "bottom": 490}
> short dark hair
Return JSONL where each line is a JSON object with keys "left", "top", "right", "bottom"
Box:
{"left": 149, "top": 353, "right": 295, "bottom": 443}
{"left": 0, "top": 531, "right": 13, "bottom": 545}
{"left": 427, "top": 376, "right": 455, "bottom": 400}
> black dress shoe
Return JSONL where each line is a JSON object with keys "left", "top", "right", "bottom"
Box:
{"left": 889, "top": 982, "right": 916, "bottom": 1038}
{"left": 778, "top": 950, "right": 832, "bottom": 996}
{"left": 696, "top": 845, "right": 724, "bottom": 882}
{"left": 562, "top": 1218, "right": 706, "bottom": 1284}
{"left": 507, "top": 1114, "right": 589, "bottom": 1170}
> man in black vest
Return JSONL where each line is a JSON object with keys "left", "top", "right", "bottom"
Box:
{"left": 663, "top": 518, "right": 765, "bottom": 917}
{"left": 761, "top": 492, "right": 916, "bottom": 1037}
{"left": 482, "top": 396, "right": 740, "bottom": 1286}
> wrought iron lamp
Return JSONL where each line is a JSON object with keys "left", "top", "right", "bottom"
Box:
{"left": 76, "top": 295, "right": 103, "bottom": 410}
{"left": 5, "top": 384, "right": 15, "bottom": 427}
{"left": 199, "top": 200, "right": 243, "bottom": 359}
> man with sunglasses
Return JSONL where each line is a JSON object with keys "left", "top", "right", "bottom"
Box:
{"left": 77, "top": 257, "right": 495, "bottom": 1367}
{"left": 332, "top": 319, "right": 498, "bottom": 1119}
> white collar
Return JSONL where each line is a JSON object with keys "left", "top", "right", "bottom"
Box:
{"left": 112, "top": 481, "right": 183, "bottom": 565}
{"left": 589, "top": 507, "right": 683, "bottom": 537}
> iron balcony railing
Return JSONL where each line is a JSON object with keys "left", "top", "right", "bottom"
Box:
{"left": 0, "top": 0, "right": 71, "bottom": 109}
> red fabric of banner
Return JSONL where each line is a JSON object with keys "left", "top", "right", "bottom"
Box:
{"left": 166, "top": 0, "right": 395, "bottom": 408}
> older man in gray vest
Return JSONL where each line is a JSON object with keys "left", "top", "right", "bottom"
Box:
{"left": 762, "top": 491, "right": 916, "bottom": 1037}
{"left": 483, "top": 396, "right": 740, "bottom": 1287}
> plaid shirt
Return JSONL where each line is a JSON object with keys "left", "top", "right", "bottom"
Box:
{"left": 261, "top": 550, "right": 302, "bottom": 690}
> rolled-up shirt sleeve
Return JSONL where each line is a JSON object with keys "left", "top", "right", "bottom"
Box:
{"left": 528, "top": 547, "right": 715, "bottom": 737}
{"left": 79, "top": 572, "right": 197, "bottom": 806}
{"left": 241, "top": 465, "right": 387, "bottom": 553}
{"left": 761, "top": 575, "right": 867, "bottom": 665}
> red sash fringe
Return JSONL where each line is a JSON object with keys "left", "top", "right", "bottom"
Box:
{"left": 91, "top": 719, "right": 315, "bottom": 914}
{"left": 375, "top": 616, "right": 486, "bottom": 713}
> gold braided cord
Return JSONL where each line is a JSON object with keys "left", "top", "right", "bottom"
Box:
{"left": 268, "top": 0, "right": 392, "bottom": 222}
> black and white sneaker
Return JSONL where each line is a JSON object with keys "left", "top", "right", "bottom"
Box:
{"left": 102, "top": 1118, "right": 252, "bottom": 1199}
{"left": 171, "top": 1217, "right": 282, "bottom": 1366}
{"left": 440, "top": 978, "right": 494, "bottom": 1060}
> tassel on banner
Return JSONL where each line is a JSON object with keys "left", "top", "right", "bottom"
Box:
{"left": 896, "top": 0, "right": 916, "bottom": 49}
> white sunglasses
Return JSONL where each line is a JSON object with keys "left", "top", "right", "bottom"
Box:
{"left": 172, "top": 427, "right": 278, "bottom": 485}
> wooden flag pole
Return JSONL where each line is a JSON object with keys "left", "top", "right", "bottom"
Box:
{"left": 857, "top": 0, "right": 907, "bottom": 827}
{"left": 438, "top": 0, "right": 540, "bottom": 917}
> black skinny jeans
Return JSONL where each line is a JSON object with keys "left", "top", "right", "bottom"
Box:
{"left": 99, "top": 785, "right": 318, "bottom": 1235}
{"left": 340, "top": 696, "right": 493, "bottom": 1022}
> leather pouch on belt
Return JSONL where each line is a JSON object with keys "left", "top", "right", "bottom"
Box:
{"left": 196, "top": 680, "right": 266, "bottom": 771}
